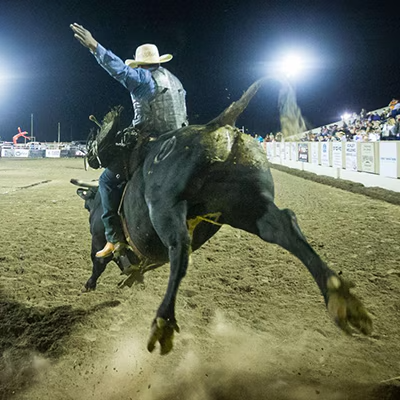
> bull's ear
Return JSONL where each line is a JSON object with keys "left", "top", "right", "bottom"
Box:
{"left": 77, "top": 188, "right": 89, "bottom": 200}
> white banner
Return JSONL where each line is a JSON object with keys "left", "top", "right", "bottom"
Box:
{"left": 311, "top": 142, "right": 319, "bottom": 164}
{"left": 345, "top": 142, "right": 357, "bottom": 171}
{"left": 379, "top": 142, "right": 398, "bottom": 178}
{"left": 45, "top": 149, "right": 61, "bottom": 158}
{"left": 291, "top": 142, "right": 297, "bottom": 161}
{"left": 266, "top": 142, "right": 273, "bottom": 160}
{"left": 276, "top": 142, "right": 281, "bottom": 157}
{"left": 332, "top": 142, "right": 343, "bottom": 168}
{"left": 321, "top": 142, "right": 331, "bottom": 167}
{"left": 361, "top": 143, "right": 375, "bottom": 173}
{"left": 14, "top": 149, "right": 30, "bottom": 158}
{"left": 284, "top": 143, "right": 291, "bottom": 160}
{"left": 1, "top": 148, "right": 14, "bottom": 157}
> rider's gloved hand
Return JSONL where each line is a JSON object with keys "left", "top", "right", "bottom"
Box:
{"left": 70, "top": 23, "right": 98, "bottom": 52}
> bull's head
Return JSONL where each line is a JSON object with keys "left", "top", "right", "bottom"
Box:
{"left": 70, "top": 179, "right": 99, "bottom": 212}
{"left": 86, "top": 106, "right": 124, "bottom": 169}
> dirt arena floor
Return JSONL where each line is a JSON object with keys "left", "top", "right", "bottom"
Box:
{"left": 0, "top": 157, "right": 399, "bottom": 400}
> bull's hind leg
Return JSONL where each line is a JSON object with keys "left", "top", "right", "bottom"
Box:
{"left": 256, "top": 201, "right": 372, "bottom": 336}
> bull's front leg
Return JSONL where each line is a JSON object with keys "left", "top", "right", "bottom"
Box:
{"left": 146, "top": 200, "right": 190, "bottom": 355}
{"left": 83, "top": 234, "right": 112, "bottom": 291}
{"left": 84, "top": 254, "right": 112, "bottom": 291}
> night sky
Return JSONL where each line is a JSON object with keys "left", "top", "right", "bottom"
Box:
{"left": 1, "top": 0, "right": 400, "bottom": 142}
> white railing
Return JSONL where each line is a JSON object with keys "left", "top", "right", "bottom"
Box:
{"left": 264, "top": 141, "right": 400, "bottom": 193}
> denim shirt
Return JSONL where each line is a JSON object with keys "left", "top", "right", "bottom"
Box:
{"left": 93, "top": 44, "right": 156, "bottom": 104}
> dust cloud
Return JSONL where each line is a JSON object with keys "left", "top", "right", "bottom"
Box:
{"left": 277, "top": 78, "right": 308, "bottom": 141}
{"left": 7, "top": 311, "right": 379, "bottom": 400}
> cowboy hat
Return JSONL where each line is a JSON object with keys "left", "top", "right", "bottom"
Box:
{"left": 125, "top": 44, "right": 172, "bottom": 68}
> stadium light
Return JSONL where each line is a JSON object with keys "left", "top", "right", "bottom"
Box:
{"left": 268, "top": 50, "right": 315, "bottom": 82}
{"left": 279, "top": 53, "right": 304, "bottom": 78}
{"left": 341, "top": 112, "right": 352, "bottom": 121}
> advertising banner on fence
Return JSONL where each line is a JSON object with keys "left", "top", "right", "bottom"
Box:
{"left": 345, "top": 142, "right": 357, "bottom": 171}
{"left": 311, "top": 142, "right": 319, "bottom": 165}
{"left": 266, "top": 142, "right": 273, "bottom": 160}
{"left": 285, "top": 143, "right": 291, "bottom": 160}
{"left": 379, "top": 142, "right": 398, "bottom": 178}
{"left": 332, "top": 142, "right": 343, "bottom": 168}
{"left": 321, "top": 142, "right": 331, "bottom": 167}
{"left": 360, "top": 143, "right": 376, "bottom": 173}
{"left": 298, "top": 143, "right": 309, "bottom": 162}
{"left": 45, "top": 149, "right": 61, "bottom": 158}
{"left": 13, "top": 149, "right": 30, "bottom": 158}
{"left": 1, "top": 147, "right": 14, "bottom": 157}
{"left": 291, "top": 142, "right": 297, "bottom": 161}
{"left": 276, "top": 142, "right": 281, "bottom": 158}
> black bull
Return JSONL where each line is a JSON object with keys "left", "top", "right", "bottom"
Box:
{"left": 71, "top": 79, "right": 372, "bottom": 355}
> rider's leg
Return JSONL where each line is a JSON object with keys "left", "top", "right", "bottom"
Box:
{"left": 96, "top": 166, "right": 126, "bottom": 258}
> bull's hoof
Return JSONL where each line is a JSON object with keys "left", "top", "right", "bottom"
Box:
{"left": 82, "top": 281, "right": 96, "bottom": 293}
{"left": 147, "top": 317, "right": 180, "bottom": 355}
{"left": 327, "top": 276, "right": 373, "bottom": 335}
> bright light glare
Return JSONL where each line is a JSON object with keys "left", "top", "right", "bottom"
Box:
{"left": 267, "top": 50, "right": 315, "bottom": 81}
{"left": 0, "top": 67, "right": 15, "bottom": 100}
{"left": 280, "top": 53, "right": 305, "bottom": 78}
{"left": 341, "top": 112, "right": 352, "bottom": 120}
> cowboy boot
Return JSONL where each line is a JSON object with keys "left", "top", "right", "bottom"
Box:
{"left": 95, "top": 242, "right": 115, "bottom": 258}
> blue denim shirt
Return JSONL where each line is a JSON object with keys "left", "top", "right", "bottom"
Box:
{"left": 93, "top": 44, "right": 156, "bottom": 103}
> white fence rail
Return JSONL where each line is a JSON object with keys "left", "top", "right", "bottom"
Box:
{"left": 265, "top": 141, "right": 400, "bottom": 193}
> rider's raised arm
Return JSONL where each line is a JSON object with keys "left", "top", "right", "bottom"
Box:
{"left": 92, "top": 44, "right": 153, "bottom": 93}
{"left": 70, "top": 23, "right": 153, "bottom": 93}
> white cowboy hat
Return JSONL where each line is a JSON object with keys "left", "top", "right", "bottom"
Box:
{"left": 125, "top": 44, "right": 173, "bottom": 68}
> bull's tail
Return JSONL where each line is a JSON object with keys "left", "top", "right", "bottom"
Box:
{"left": 206, "top": 78, "right": 268, "bottom": 128}
{"left": 206, "top": 75, "right": 307, "bottom": 141}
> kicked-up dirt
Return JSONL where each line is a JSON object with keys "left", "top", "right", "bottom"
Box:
{"left": 0, "top": 157, "right": 399, "bottom": 400}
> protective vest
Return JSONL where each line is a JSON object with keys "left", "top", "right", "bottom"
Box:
{"left": 131, "top": 67, "right": 188, "bottom": 136}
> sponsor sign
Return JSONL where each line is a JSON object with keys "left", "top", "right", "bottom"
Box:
{"left": 379, "top": 142, "right": 398, "bottom": 178}
{"left": 1, "top": 148, "right": 14, "bottom": 157}
{"left": 45, "top": 149, "right": 61, "bottom": 158}
{"left": 276, "top": 142, "right": 281, "bottom": 157}
{"left": 291, "top": 142, "right": 297, "bottom": 161}
{"left": 14, "top": 149, "right": 30, "bottom": 158}
{"left": 345, "top": 142, "right": 357, "bottom": 171}
{"left": 311, "top": 142, "right": 319, "bottom": 164}
{"left": 321, "top": 142, "right": 331, "bottom": 167}
{"left": 298, "top": 143, "right": 309, "bottom": 162}
{"left": 360, "top": 143, "right": 376, "bottom": 173}
{"left": 266, "top": 142, "right": 273, "bottom": 160}
{"left": 284, "top": 143, "right": 291, "bottom": 160}
{"left": 332, "top": 142, "right": 343, "bottom": 168}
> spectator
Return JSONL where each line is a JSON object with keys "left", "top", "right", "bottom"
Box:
{"left": 390, "top": 102, "right": 400, "bottom": 118}
{"left": 388, "top": 98, "right": 398, "bottom": 110}
{"left": 381, "top": 118, "right": 396, "bottom": 140}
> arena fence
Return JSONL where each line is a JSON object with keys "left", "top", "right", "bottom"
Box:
{"left": 265, "top": 141, "right": 400, "bottom": 192}
{"left": 0, "top": 143, "right": 86, "bottom": 159}
{"left": 1, "top": 140, "right": 399, "bottom": 192}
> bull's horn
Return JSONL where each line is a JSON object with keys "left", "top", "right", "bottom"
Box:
{"left": 70, "top": 178, "right": 99, "bottom": 188}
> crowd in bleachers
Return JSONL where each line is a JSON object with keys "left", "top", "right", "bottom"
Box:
{"left": 301, "top": 98, "right": 400, "bottom": 142}
{"left": 254, "top": 98, "right": 400, "bottom": 143}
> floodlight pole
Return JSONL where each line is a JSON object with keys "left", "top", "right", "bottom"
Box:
{"left": 58, "top": 122, "right": 61, "bottom": 144}
{"left": 30, "top": 113, "right": 34, "bottom": 140}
